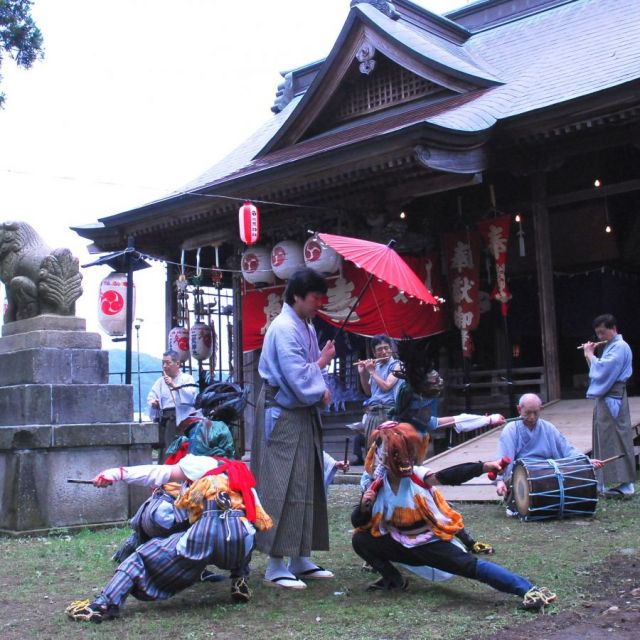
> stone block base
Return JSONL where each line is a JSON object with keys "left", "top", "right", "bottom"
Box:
{"left": 0, "top": 422, "right": 157, "bottom": 532}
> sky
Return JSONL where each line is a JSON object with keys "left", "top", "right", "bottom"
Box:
{"left": 0, "top": 0, "right": 467, "bottom": 356}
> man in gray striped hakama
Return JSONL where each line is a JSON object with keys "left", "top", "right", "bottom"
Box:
{"left": 584, "top": 314, "right": 636, "bottom": 498}
{"left": 251, "top": 267, "right": 336, "bottom": 589}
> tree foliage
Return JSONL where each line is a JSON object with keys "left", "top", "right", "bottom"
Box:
{"left": 0, "top": 0, "right": 44, "bottom": 107}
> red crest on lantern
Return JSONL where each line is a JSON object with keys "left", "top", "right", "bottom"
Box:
{"left": 239, "top": 201, "right": 260, "bottom": 245}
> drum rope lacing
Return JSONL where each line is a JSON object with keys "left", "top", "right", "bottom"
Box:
{"left": 548, "top": 458, "right": 565, "bottom": 517}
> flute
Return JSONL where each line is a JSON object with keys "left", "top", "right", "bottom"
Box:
{"left": 352, "top": 357, "right": 388, "bottom": 367}
{"left": 576, "top": 340, "right": 607, "bottom": 350}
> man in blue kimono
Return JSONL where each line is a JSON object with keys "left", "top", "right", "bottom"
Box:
{"left": 495, "top": 393, "right": 602, "bottom": 512}
{"left": 251, "top": 267, "right": 336, "bottom": 589}
{"left": 583, "top": 314, "right": 635, "bottom": 498}
{"left": 352, "top": 334, "right": 401, "bottom": 464}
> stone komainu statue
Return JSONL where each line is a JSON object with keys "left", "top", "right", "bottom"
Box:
{"left": 0, "top": 221, "right": 83, "bottom": 322}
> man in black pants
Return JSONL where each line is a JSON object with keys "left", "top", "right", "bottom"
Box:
{"left": 351, "top": 421, "right": 557, "bottom": 611}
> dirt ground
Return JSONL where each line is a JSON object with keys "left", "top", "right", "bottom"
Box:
{"left": 473, "top": 553, "right": 640, "bottom": 640}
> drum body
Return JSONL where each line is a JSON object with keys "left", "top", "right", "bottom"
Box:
{"left": 512, "top": 455, "right": 598, "bottom": 521}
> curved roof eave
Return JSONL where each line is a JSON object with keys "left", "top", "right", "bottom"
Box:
{"left": 259, "top": 3, "right": 503, "bottom": 156}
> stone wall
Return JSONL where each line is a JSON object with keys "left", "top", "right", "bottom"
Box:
{"left": 0, "top": 315, "right": 157, "bottom": 534}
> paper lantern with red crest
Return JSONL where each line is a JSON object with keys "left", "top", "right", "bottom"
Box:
{"left": 168, "top": 326, "right": 190, "bottom": 362}
{"left": 190, "top": 321, "right": 215, "bottom": 361}
{"left": 98, "top": 272, "right": 135, "bottom": 336}
{"left": 241, "top": 246, "right": 275, "bottom": 286}
{"left": 303, "top": 236, "right": 341, "bottom": 276}
{"left": 238, "top": 201, "right": 260, "bottom": 245}
{"left": 271, "top": 240, "right": 304, "bottom": 280}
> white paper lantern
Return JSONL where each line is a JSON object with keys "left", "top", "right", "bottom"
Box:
{"left": 241, "top": 246, "right": 275, "bottom": 286}
{"left": 168, "top": 326, "right": 190, "bottom": 362}
{"left": 303, "top": 237, "right": 342, "bottom": 276}
{"left": 190, "top": 321, "right": 215, "bottom": 361}
{"left": 97, "top": 272, "right": 135, "bottom": 336}
{"left": 271, "top": 240, "right": 304, "bottom": 280}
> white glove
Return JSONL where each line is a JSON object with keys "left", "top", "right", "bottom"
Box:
{"left": 96, "top": 464, "right": 173, "bottom": 487}
{"left": 452, "top": 413, "right": 488, "bottom": 433}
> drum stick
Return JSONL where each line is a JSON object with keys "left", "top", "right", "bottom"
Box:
{"left": 343, "top": 437, "right": 350, "bottom": 473}
{"left": 67, "top": 479, "right": 95, "bottom": 485}
{"left": 576, "top": 340, "right": 607, "bottom": 350}
{"left": 600, "top": 453, "right": 625, "bottom": 466}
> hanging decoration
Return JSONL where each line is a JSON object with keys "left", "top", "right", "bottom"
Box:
{"left": 168, "top": 250, "right": 190, "bottom": 362}
{"left": 97, "top": 272, "right": 134, "bottom": 336}
{"left": 477, "top": 215, "right": 513, "bottom": 316}
{"left": 241, "top": 246, "right": 275, "bottom": 286}
{"left": 515, "top": 214, "right": 525, "bottom": 257}
{"left": 441, "top": 230, "right": 481, "bottom": 359}
{"left": 211, "top": 269, "right": 224, "bottom": 287}
{"left": 271, "top": 240, "right": 304, "bottom": 280}
{"left": 303, "top": 236, "right": 341, "bottom": 276}
{"left": 238, "top": 201, "right": 260, "bottom": 245}
{"left": 187, "top": 247, "right": 215, "bottom": 361}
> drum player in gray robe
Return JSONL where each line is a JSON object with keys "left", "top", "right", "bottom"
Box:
{"left": 251, "top": 267, "right": 336, "bottom": 589}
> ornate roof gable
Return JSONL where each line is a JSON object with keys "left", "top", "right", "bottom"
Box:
{"left": 258, "top": 0, "right": 502, "bottom": 156}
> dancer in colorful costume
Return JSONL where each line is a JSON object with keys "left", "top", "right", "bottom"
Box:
{"left": 389, "top": 341, "right": 501, "bottom": 554}
{"left": 65, "top": 454, "right": 272, "bottom": 623}
{"left": 112, "top": 382, "right": 245, "bottom": 570}
{"left": 351, "top": 421, "right": 557, "bottom": 611}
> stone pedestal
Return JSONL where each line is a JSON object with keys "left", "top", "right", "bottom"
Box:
{"left": 0, "top": 315, "right": 157, "bottom": 534}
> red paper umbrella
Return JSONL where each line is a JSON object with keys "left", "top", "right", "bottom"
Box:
{"left": 317, "top": 232, "right": 437, "bottom": 305}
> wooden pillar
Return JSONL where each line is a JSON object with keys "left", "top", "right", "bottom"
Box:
{"left": 531, "top": 172, "right": 561, "bottom": 401}
{"left": 231, "top": 272, "right": 246, "bottom": 456}
{"left": 164, "top": 263, "right": 174, "bottom": 345}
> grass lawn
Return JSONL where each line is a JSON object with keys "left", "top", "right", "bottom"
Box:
{"left": 1, "top": 482, "right": 638, "bottom": 640}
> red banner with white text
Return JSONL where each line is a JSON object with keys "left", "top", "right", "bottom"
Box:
{"left": 241, "top": 254, "right": 448, "bottom": 352}
{"left": 441, "top": 230, "right": 481, "bottom": 359}
{"left": 477, "top": 215, "right": 512, "bottom": 316}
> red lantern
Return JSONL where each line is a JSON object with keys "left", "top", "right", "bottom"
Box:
{"left": 168, "top": 326, "right": 190, "bottom": 362}
{"left": 97, "top": 272, "right": 135, "bottom": 336}
{"left": 239, "top": 201, "right": 260, "bottom": 245}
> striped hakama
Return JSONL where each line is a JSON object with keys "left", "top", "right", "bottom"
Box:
{"left": 95, "top": 503, "right": 250, "bottom": 609}
{"left": 251, "top": 390, "right": 329, "bottom": 557}
{"left": 592, "top": 382, "right": 636, "bottom": 485}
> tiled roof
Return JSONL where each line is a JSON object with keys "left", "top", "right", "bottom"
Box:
{"left": 430, "top": 0, "right": 640, "bottom": 128}
{"left": 107, "top": 0, "right": 640, "bottom": 215}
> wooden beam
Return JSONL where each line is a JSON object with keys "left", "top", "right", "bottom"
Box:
{"left": 531, "top": 172, "right": 560, "bottom": 401}
{"left": 385, "top": 171, "right": 482, "bottom": 207}
{"left": 545, "top": 178, "right": 640, "bottom": 208}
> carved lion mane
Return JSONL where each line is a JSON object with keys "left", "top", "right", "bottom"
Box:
{"left": 0, "top": 220, "right": 83, "bottom": 322}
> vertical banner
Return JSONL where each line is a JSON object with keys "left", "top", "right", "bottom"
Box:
{"left": 441, "top": 230, "right": 481, "bottom": 359}
{"left": 477, "top": 215, "right": 512, "bottom": 316}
